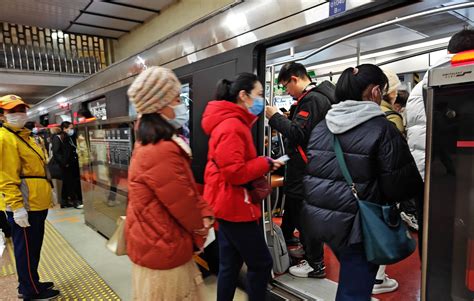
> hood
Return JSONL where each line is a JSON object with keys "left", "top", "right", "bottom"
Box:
{"left": 326, "top": 100, "right": 384, "bottom": 134}
{"left": 315, "top": 80, "right": 337, "bottom": 104}
{"left": 202, "top": 100, "right": 258, "bottom": 135}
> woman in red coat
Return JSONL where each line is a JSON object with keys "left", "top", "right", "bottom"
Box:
{"left": 126, "top": 66, "right": 214, "bottom": 301}
{"left": 202, "top": 73, "right": 284, "bottom": 301}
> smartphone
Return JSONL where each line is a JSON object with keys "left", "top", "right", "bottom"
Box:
{"left": 276, "top": 154, "right": 290, "bottom": 163}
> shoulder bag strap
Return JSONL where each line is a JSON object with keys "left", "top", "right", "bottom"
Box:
{"left": 3, "top": 126, "right": 45, "bottom": 162}
{"left": 333, "top": 135, "right": 359, "bottom": 199}
{"left": 3, "top": 127, "right": 53, "bottom": 187}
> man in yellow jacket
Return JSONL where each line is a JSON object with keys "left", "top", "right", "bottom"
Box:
{"left": 0, "top": 95, "right": 60, "bottom": 299}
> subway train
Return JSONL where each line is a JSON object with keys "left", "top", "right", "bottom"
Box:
{"left": 27, "top": 1, "right": 474, "bottom": 300}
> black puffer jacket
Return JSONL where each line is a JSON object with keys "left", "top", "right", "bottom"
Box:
{"left": 301, "top": 100, "right": 423, "bottom": 251}
{"left": 269, "top": 81, "right": 336, "bottom": 199}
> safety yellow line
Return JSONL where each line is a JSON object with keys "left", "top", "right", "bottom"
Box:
{"left": 2, "top": 221, "right": 121, "bottom": 300}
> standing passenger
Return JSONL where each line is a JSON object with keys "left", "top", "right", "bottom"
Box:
{"left": 301, "top": 65, "right": 423, "bottom": 300}
{"left": 51, "top": 122, "right": 83, "bottom": 209}
{"left": 0, "top": 95, "right": 59, "bottom": 299}
{"left": 126, "top": 66, "right": 214, "bottom": 301}
{"left": 202, "top": 73, "right": 284, "bottom": 301}
{"left": 380, "top": 69, "right": 404, "bottom": 134}
{"left": 265, "top": 62, "right": 335, "bottom": 278}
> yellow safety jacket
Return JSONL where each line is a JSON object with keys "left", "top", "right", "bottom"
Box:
{"left": 0, "top": 124, "right": 52, "bottom": 211}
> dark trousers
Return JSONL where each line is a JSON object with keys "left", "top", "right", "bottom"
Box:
{"left": 6, "top": 210, "right": 48, "bottom": 296}
{"left": 281, "top": 196, "right": 324, "bottom": 265}
{"left": 334, "top": 244, "right": 378, "bottom": 301}
{"left": 61, "top": 169, "right": 83, "bottom": 206}
{"left": 217, "top": 219, "right": 273, "bottom": 301}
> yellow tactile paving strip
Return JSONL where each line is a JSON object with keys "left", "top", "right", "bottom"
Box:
{"left": 0, "top": 221, "right": 120, "bottom": 300}
{"left": 0, "top": 240, "right": 15, "bottom": 276}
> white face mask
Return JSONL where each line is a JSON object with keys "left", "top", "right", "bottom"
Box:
{"left": 163, "top": 103, "right": 189, "bottom": 129}
{"left": 6, "top": 112, "right": 28, "bottom": 128}
{"left": 66, "top": 128, "right": 75, "bottom": 136}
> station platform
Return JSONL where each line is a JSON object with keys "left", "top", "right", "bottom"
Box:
{"left": 0, "top": 207, "right": 247, "bottom": 301}
{"left": 0, "top": 208, "right": 420, "bottom": 300}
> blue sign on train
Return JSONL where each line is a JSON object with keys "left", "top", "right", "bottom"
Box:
{"left": 329, "top": 0, "right": 346, "bottom": 16}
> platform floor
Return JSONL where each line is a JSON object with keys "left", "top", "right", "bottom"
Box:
{"left": 1, "top": 208, "right": 421, "bottom": 300}
{"left": 0, "top": 207, "right": 247, "bottom": 301}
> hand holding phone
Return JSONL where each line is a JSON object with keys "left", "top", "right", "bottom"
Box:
{"left": 276, "top": 155, "right": 290, "bottom": 163}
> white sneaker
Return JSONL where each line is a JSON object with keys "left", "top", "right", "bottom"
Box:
{"left": 400, "top": 211, "right": 419, "bottom": 231}
{"left": 289, "top": 260, "right": 314, "bottom": 278}
{"left": 372, "top": 275, "right": 399, "bottom": 294}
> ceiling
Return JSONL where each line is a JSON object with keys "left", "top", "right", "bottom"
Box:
{"left": 266, "top": 5, "right": 474, "bottom": 71}
{"left": 0, "top": 0, "right": 176, "bottom": 39}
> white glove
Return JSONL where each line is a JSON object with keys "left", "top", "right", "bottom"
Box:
{"left": 13, "top": 208, "right": 30, "bottom": 228}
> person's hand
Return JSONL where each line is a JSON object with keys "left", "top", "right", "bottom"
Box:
{"left": 13, "top": 208, "right": 30, "bottom": 228}
{"left": 265, "top": 106, "right": 279, "bottom": 119}
{"left": 194, "top": 217, "right": 214, "bottom": 236}
{"left": 270, "top": 159, "right": 285, "bottom": 171}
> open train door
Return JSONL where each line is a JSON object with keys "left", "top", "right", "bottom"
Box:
{"left": 423, "top": 50, "right": 474, "bottom": 301}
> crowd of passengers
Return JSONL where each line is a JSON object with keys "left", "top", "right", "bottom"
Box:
{"left": 0, "top": 28, "right": 472, "bottom": 301}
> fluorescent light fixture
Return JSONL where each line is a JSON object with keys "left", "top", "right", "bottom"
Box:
{"left": 56, "top": 97, "right": 67, "bottom": 103}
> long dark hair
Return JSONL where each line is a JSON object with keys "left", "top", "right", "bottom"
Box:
{"left": 335, "top": 64, "right": 388, "bottom": 102}
{"left": 137, "top": 113, "right": 174, "bottom": 145}
{"left": 215, "top": 72, "right": 258, "bottom": 103}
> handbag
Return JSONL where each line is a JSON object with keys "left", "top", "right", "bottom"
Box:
{"left": 47, "top": 157, "right": 63, "bottom": 179}
{"left": 212, "top": 159, "right": 272, "bottom": 204}
{"left": 106, "top": 216, "right": 127, "bottom": 256}
{"left": 333, "top": 135, "right": 416, "bottom": 265}
{"left": 242, "top": 176, "right": 272, "bottom": 204}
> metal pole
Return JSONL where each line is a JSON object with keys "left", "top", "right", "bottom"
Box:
{"left": 17, "top": 46, "right": 23, "bottom": 70}
{"left": 45, "top": 48, "right": 50, "bottom": 71}
{"left": 266, "top": 65, "right": 275, "bottom": 237}
{"left": 24, "top": 46, "right": 30, "bottom": 70}
{"left": 2, "top": 43, "right": 8, "bottom": 68}
{"left": 31, "top": 46, "right": 37, "bottom": 71}
{"left": 10, "top": 45, "right": 15, "bottom": 68}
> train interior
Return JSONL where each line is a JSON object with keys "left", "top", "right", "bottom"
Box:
{"left": 262, "top": 4, "right": 474, "bottom": 300}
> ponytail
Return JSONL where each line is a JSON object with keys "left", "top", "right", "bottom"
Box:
{"left": 214, "top": 73, "right": 259, "bottom": 103}
{"left": 335, "top": 64, "right": 388, "bottom": 102}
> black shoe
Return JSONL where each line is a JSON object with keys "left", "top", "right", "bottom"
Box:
{"left": 19, "top": 288, "right": 60, "bottom": 300}
{"left": 18, "top": 282, "right": 55, "bottom": 298}
{"left": 307, "top": 262, "right": 326, "bottom": 279}
{"left": 60, "top": 204, "right": 73, "bottom": 208}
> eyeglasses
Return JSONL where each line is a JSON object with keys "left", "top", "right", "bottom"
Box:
{"left": 279, "top": 80, "right": 290, "bottom": 89}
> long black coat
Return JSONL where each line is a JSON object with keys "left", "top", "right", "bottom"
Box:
{"left": 301, "top": 116, "right": 423, "bottom": 251}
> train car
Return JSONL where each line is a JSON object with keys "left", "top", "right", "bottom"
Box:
{"left": 27, "top": 1, "right": 474, "bottom": 300}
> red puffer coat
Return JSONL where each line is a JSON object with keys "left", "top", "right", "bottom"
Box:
{"left": 202, "top": 100, "right": 271, "bottom": 222}
{"left": 126, "top": 138, "right": 213, "bottom": 270}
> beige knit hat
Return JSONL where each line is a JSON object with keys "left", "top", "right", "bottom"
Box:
{"left": 382, "top": 68, "right": 401, "bottom": 95}
{"left": 127, "top": 66, "right": 181, "bottom": 114}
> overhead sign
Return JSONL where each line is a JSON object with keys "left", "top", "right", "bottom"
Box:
{"left": 329, "top": 0, "right": 346, "bottom": 16}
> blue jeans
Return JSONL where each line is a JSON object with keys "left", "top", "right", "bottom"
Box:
{"left": 216, "top": 219, "right": 273, "bottom": 301}
{"left": 335, "top": 243, "right": 379, "bottom": 301}
{"left": 7, "top": 210, "right": 48, "bottom": 296}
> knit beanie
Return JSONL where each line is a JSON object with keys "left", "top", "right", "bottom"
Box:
{"left": 382, "top": 68, "right": 401, "bottom": 96}
{"left": 127, "top": 66, "right": 181, "bottom": 114}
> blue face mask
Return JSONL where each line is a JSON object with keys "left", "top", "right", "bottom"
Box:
{"left": 248, "top": 96, "right": 264, "bottom": 116}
